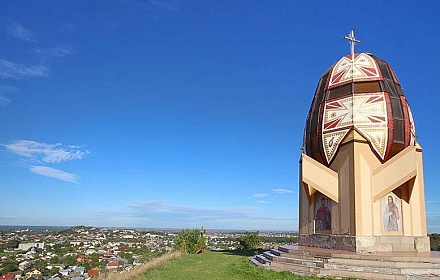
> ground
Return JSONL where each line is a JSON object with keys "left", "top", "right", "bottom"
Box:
{"left": 135, "top": 250, "right": 337, "bottom": 280}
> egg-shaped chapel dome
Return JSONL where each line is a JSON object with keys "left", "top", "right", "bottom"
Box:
{"left": 303, "top": 52, "right": 416, "bottom": 166}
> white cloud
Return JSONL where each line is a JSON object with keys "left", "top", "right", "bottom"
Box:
{"left": 0, "top": 85, "right": 18, "bottom": 93}
{"left": 0, "top": 85, "right": 18, "bottom": 106}
{"left": 5, "top": 140, "right": 89, "bottom": 163}
{"left": 149, "top": 0, "right": 180, "bottom": 11}
{"left": 7, "top": 20, "right": 37, "bottom": 42}
{"left": 0, "top": 86, "right": 18, "bottom": 106}
{"left": 35, "top": 44, "right": 73, "bottom": 59}
{"left": 252, "top": 193, "right": 267, "bottom": 198}
{"left": 0, "top": 95, "right": 11, "bottom": 106}
{"left": 256, "top": 200, "right": 271, "bottom": 204}
{"left": 272, "top": 188, "right": 295, "bottom": 194}
{"left": 0, "top": 59, "right": 49, "bottom": 79}
{"left": 30, "top": 166, "right": 79, "bottom": 183}
{"left": 122, "top": 0, "right": 180, "bottom": 12}
{"left": 115, "top": 200, "right": 294, "bottom": 230}
{"left": 127, "top": 200, "right": 256, "bottom": 218}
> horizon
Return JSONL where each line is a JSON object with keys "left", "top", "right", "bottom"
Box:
{"left": 0, "top": 225, "right": 298, "bottom": 233}
{"left": 1, "top": 1, "right": 440, "bottom": 232}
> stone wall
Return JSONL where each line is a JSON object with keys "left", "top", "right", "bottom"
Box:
{"left": 299, "top": 234, "right": 431, "bottom": 253}
{"left": 299, "top": 234, "right": 356, "bottom": 252}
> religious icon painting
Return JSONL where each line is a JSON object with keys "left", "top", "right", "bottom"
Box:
{"left": 314, "top": 193, "right": 332, "bottom": 233}
{"left": 381, "top": 193, "right": 403, "bottom": 232}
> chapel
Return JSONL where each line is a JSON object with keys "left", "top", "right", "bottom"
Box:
{"left": 299, "top": 30, "right": 429, "bottom": 252}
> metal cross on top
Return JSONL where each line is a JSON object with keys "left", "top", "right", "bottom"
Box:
{"left": 344, "top": 29, "right": 361, "bottom": 59}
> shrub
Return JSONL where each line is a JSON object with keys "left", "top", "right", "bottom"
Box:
{"left": 174, "top": 228, "right": 206, "bottom": 254}
{"left": 238, "top": 231, "right": 260, "bottom": 250}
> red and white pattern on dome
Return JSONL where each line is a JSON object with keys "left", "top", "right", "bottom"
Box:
{"left": 328, "top": 53, "right": 381, "bottom": 89}
{"left": 304, "top": 53, "right": 417, "bottom": 166}
{"left": 322, "top": 93, "right": 388, "bottom": 163}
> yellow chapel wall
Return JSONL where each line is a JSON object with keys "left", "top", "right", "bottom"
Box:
{"left": 299, "top": 140, "right": 427, "bottom": 238}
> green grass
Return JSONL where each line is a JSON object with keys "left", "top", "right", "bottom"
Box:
{"left": 134, "top": 250, "right": 332, "bottom": 280}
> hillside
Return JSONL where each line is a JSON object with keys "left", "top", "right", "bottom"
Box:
{"left": 131, "top": 250, "right": 331, "bottom": 280}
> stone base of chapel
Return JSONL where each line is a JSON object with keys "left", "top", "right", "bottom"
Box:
{"left": 299, "top": 234, "right": 430, "bottom": 253}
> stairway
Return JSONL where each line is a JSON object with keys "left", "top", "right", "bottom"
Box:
{"left": 250, "top": 245, "right": 440, "bottom": 279}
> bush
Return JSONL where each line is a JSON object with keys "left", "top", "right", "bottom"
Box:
{"left": 429, "top": 233, "right": 440, "bottom": 251}
{"left": 238, "top": 232, "right": 260, "bottom": 250}
{"left": 174, "top": 228, "right": 206, "bottom": 254}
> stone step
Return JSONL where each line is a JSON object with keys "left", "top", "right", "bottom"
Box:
{"left": 269, "top": 248, "right": 281, "bottom": 256}
{"left": 270, "top": 261, "right": 321, "bottom": 275}
{"left": 323, "top": 267, "right": 440, "bottom": 280}
{"left": 328, "top": 256, "right": 440, "bottom": 269}
{"left": 325, "top": 262, "right": 403, "bottom": 275}
{"left": 331, "top": 253, "right": 440, "bottom": 264}
{"left": 254, "top": 246, "right": 440, "bottom": 279}
{"left": 255, "top": 254, "right": 271, "bottom": 265}
{"left": 263, "top": 251, "right": 323, "bottom": 267}
{"left": 253, "top": 255, "right": 440, "bottom": 279}
{"left": 262, "top": 251, "right": 276, "bottom": 261}
{"left": 318, "top": 267, "right": 407, "bottom": 280}
{"left": 269, "top": 258, "right": 439, "bottom": 280}
{"left": 279, "top": 245, "right": 440, "bottom": 264}
{"left": 275, "top": 251, "right": 440, "bottom": 274}
{"left": 268, "top": 250, "right": 328, "bottom": 262}
{"left": 248, "top": 257, "right": 261, "bottom": 267}
{"left": 400, "top": 268, "right": 440, "bottom": 277}
{"left": 278, "top": 245, "right": 333, "bottom": 258}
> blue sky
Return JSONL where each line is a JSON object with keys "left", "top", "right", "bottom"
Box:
{"left": 0, "top": 1, "right": 439, "bottom": 231}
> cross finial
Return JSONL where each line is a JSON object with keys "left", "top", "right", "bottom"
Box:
{"left": 344, "top": 29, "right": 361, "bottom": 59}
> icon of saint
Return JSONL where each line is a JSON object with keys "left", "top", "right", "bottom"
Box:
{"left": 383, "top": 195, "right": 400, "bottom": 231}
{"left": 316, "top": 197, "right": 331, "bottom": 231}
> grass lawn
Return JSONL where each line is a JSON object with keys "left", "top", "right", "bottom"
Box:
{"left": 135, "top": 250, "right": 332, "bottom": 280}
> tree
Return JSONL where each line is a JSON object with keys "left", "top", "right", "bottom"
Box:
{"left": 238, "top": 231, "right": 260, "bottom": 250}
{"left": 119, "top": 252, "right": 134, "bottom": 264}
{"left": 0, "top": 240, "right": 19, "bottom": 251}
{"left": 44, "top": 267, "right": 59, "bottom": 277}
{"left": 88, "top": 252, "right": 100, "bottom": 266}
{"left": 0, "top": 260, "right": 18, "bottom": 273}
{"left": 33, "top": 259, "right": 47, "bottom": 271}
{"left": 62, "top": 255, "right": 77, "bottom": 266}
{"left": 174, "top": 228, "right": 206, "bottom": 254}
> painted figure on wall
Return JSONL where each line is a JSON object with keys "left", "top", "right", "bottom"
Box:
{"left": 315, "top": 195, "right": 331, "bottom": 231}
{"left": 382, "top": 194, "right": 402, "bottom": 232}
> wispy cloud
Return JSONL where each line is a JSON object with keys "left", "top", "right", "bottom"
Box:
{"left": 0, "top": 59, "right": 49, "bottom": 79}
{"left": 0, "top": 85, "right": 18, "bottom": 106}
{"left": 4, "top": 140, "right": 88, "bottom": 184}
{"left": 123, "top": 200, "right": 256, "bottom": 226}
{"left": 426, "top": 201, "right": 440, "bottom": 204}
{"left": 122, "top": 0, "right": 180, "bottom": 12}
{"left": 7, "top": 20, "right": 38, "bottom": 42}
{"left": 30, "top": 166, "right": 79, "bottom": 184}
{"left": 127, "top": 200, "right": 256, "bottom": 220}
{"left": 252, "top": 193, "right": 268, "bottom": 198}
{"left": 35, "top": 44, "right": 74, "bottom": 59}
{"left": 149, "top": 0, "right": 180, "bottom": 11}
{"left": 112, "top": 200, "right": 294, "bottom": 230}
{"left": 5, "top": 140, "right": 89, "bottom": 163}
{"left": 256, "top": 200, "right": 271, "bottom": 204}
{"left": 272, "top": 188, "right": 295, "bottom": 194}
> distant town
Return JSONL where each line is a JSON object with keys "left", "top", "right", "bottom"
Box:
{"left": 0, "top": 226, "right": 297, "bottom": 279}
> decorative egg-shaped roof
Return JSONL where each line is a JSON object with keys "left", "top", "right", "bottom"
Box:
{"left": 303, "top": 52, "right": 416, "bottom": 166}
